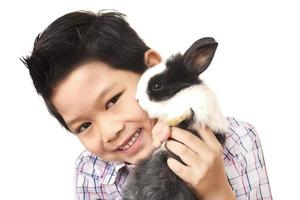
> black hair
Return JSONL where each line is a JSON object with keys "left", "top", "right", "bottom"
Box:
{"left": 21, "top": 10, "right": 149, "bottom": 132}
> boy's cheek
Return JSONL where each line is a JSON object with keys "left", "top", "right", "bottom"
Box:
{"left": 79, "top": 138, "right": 105, "bottom": 157}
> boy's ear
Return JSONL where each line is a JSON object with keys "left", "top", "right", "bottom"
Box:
{"left": 144, "top": 49, "right": 162, "bottom": 67}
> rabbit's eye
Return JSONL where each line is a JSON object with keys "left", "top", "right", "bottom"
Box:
{"left": 152, "top": 83, "right": 162, "bottom": 91}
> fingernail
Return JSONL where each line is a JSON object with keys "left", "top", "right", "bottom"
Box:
{"left": 162, "top": 141, "right": 168, "bottom": 151}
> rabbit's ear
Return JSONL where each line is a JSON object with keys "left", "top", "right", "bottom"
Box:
{"left": 183, "top": 37, "right": 218, "bottom": 75}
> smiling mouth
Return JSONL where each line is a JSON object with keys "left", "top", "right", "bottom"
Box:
{"left": 117, "top": 128, "right": 142, "bottom": 151}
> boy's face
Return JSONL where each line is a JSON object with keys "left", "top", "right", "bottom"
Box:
{"left": 52, "top": 61, "right": 156, "bottom": 164}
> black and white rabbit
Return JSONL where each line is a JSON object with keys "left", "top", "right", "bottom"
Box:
{"left": 123, "top": 37, "right": 228, "bottom": 200}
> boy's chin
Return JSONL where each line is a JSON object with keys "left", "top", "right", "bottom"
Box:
{"left": 128, "top": 149, "right": 153, "bottom": 165}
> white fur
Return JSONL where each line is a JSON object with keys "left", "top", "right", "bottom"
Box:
{"left": 136, "top": 61, "right": 228, "bottom": 133}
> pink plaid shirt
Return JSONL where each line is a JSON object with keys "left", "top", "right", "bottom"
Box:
{"left": 75, "top": 117, "right": 272, "bottom": 200}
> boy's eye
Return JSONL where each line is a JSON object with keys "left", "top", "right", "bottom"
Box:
{"left": 105, "top": 93, "right": 122, "bottom": 110}
{"left": 76, "top": 122, "right": 91, "bottom": 134}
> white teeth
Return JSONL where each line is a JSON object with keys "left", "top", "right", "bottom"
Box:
{"left": 119, "top": 129, "right": 141, "bottom": 150}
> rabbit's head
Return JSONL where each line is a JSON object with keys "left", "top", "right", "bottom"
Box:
{"left": 136, "top": 37, "right": 221, "bottom": 127}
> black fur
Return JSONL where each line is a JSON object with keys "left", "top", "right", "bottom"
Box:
{"left": 147, "top": 54, "right": 202, "bottom": 102}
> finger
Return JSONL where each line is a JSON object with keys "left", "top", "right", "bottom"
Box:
{"left": 194, "top": 123, "right": 220, "bottom": 147}
{"left": 166, "top": 140, "right": 201, "bottom": 167}
{"left": 167, "top": 158, "right": 194, "bottom": 185}
{"left": 152, "top": 120, "right": 171, "bottom": 149}
{"left": 169, "top": 127, "right": 210, "bottom": 155}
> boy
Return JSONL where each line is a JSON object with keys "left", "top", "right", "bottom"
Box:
{"left": 22, "top": 10, "right": 272, "bottom": 200}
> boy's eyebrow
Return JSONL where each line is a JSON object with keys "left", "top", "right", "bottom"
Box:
{"left": 66, "top": 85, "right": 114, "bottom": 129}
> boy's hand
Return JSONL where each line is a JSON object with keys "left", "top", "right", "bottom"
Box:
{"left": 151, "top": 120, "right": 171, "bottom": 150}
{"left": 166, "top": 125, "right": 236, "bottom": 200}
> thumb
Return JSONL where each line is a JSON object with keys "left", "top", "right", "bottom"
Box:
{"left": 152, "top": 120, "right": 171, "bottom": 149}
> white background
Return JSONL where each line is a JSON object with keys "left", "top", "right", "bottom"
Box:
{"left": 0, "top": 0, "right": 299, "bottom": 199}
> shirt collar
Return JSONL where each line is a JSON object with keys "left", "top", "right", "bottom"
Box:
{"left": 77, "top": 151, "right": 136, "bottom": 185}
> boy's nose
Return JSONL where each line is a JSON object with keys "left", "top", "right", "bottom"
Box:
{"left": 102, "top": 129, "right": 122, "bottom": 143}
{"left": 100, "top": 120, "right": 125, "bottom": 143}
